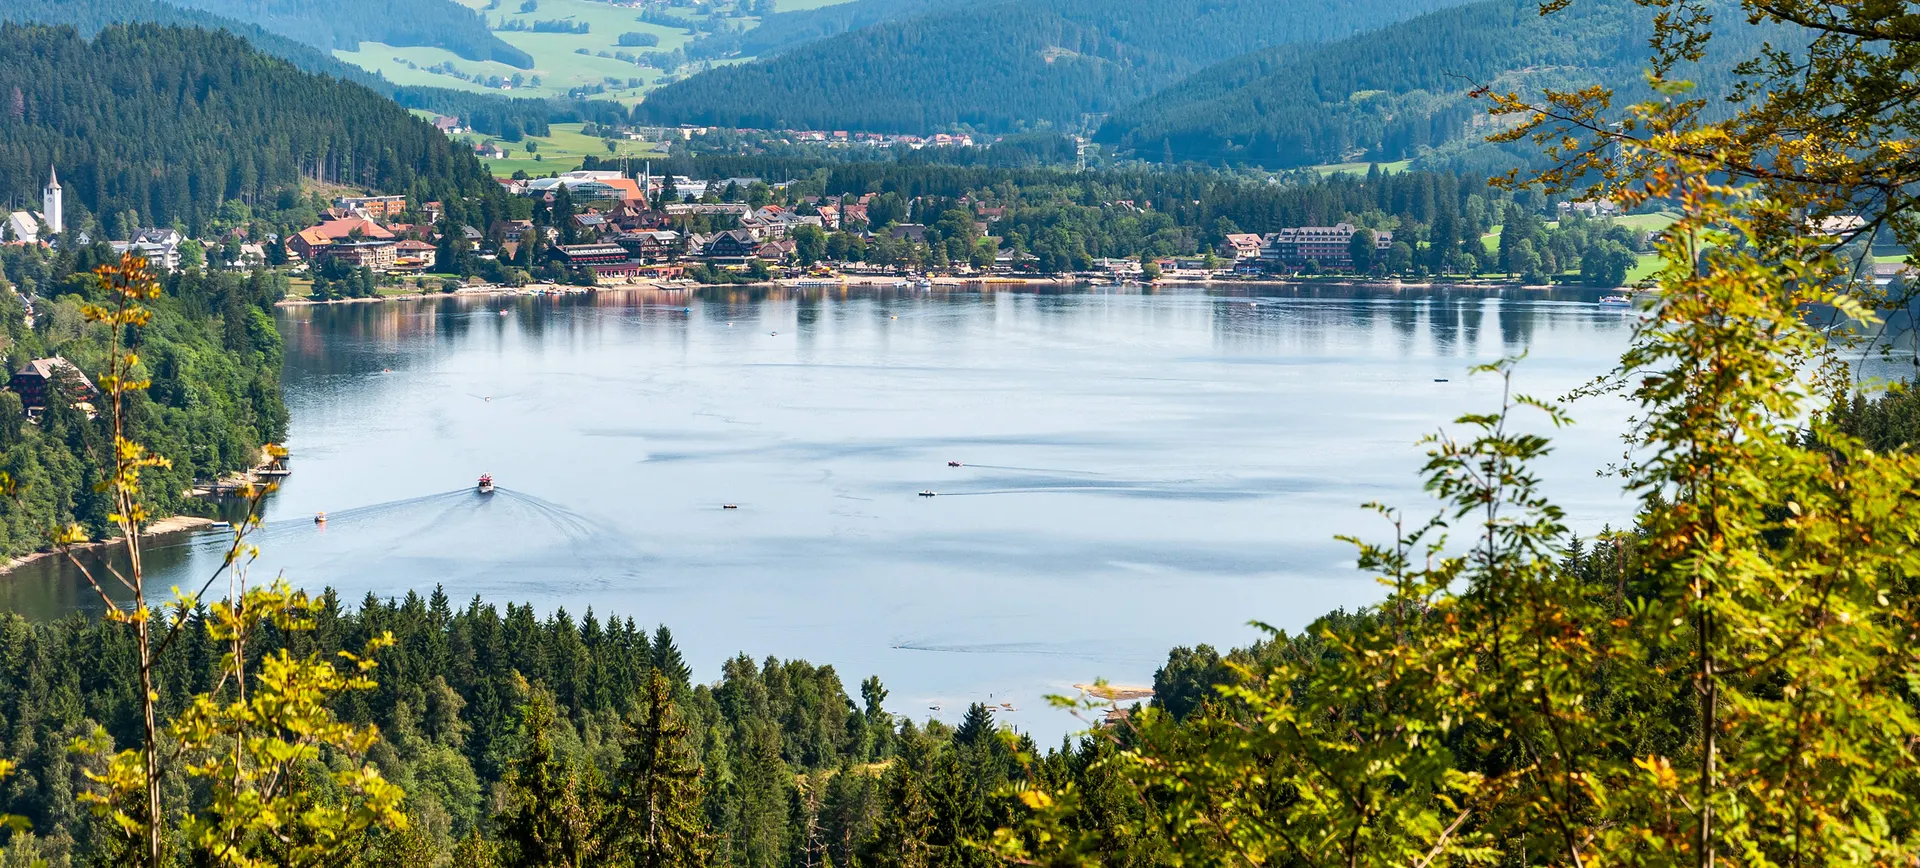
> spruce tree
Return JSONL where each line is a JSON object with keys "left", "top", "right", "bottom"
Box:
{"left": 495, "top": 693, "right": 600, "bottom": 868}
{"left": 651, "top": 625, "right": 690, "bottom": 687}
{"left": 608, "top": 671, "right": 707, "bottom": 868}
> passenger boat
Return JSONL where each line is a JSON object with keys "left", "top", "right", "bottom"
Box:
{"left": 314, "top": 512, "right": 327, "bottom": 525}
{"left": 1598, "top": 295, "right": 1633, "bottom": 307}
{"left": 948, "top": 461, "right": 963, "bottom": 467}
{"left": 478, "top": 474, "right": 495, "bottom": 494}
{"left": 919, "top": 490, "right": 937, "bottom": 497}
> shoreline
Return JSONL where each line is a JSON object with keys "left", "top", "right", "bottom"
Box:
{"left": 275, "top": 274, "right": 1627, "bottom": 307}
{"left": 0, "top": 515, "right": 216, "bottom": 576}
{"left": 1, "top": 446, "right": 280, "bottom": 579}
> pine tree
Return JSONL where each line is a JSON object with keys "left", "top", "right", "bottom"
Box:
{"left": 607, "top": 671, "right": 707, "bottom": 868}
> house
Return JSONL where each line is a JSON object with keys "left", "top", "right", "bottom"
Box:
{"left": 1217, "top": 233, "right": 1264, "bottom": 261}
{"left": 334, "top": 195, "right": 408, "bottom": 221}
{"left": 10, "top": 357, "right": 97, "bottom": 410}
{"left": 111, "top": 228, "right": 185, "bottom": 272}
{"left": 432, "top": 115, "right": 463, "bottom": 135}
{"left": 889, "top": 224, "right": 928, "bottom": 244}
{"left": 394, "top": 239, "right": 438, "bottom": 270}
{"left": 1557, "top": 199, "right": 1620, "bottom": 219}
{"left": 572, "top": 212, "right": 611, "bottom": 235}
{"left": 754, "top": 240, "right": 796, "bottom": 262}
{"left": 502, "top": 220, "right": 536, "bottom": 243}
{"left": 614, "top": 230, "right": 681, "bottom": 261}
{"left": 319, "top": 239, "right": 398, "bottom": 270}
{"left": 703, "top": 229, "right": 759, "bottom": 260}
{"left": 664, "top": 203, "right": 749, "bottom": 217}
{"left": 608, "top": 200, "right": 667, "bottom": 231}
{"left": 1261, "top": 223, "right": 1393, "bottom": 270}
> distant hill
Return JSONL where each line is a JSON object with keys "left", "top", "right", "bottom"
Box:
{"left": 637, "top": 0, "right": 1479, "bottom": 133}
{"left": 0, "top": 0, "right": 393, "bottom": 88}
{"left": 1096, "top": 0, "right": 1775, "bottom": 169}
{"left": 0, "top": 0, "right": 591, "bottom": 139}
{"left": 687, "top": 0, "right": 974, "bottom": 60}
{"left": 166, "top": 0, "right": 531, "bottom": 67}
{"left": 0, "top": 23, "right": 501, "bottom": 230}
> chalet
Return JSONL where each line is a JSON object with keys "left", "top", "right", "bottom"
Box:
{"left": 889, "top": 224, "right": 928, "bottom": 244}
{"left": 502, "top": 220, "right": 536, "bottom": 243}
{"left": 703, "top": 229, "right": 758, "bottom": 260}
{"left": 10, "top": 357, "right": 96, "bottom": 410}
{"left": 754, "top": 240, "right": 796, "bottom": 262}
{"left": 614, "top": 230, "right": 681, "bottom": 261}
{"left": 1216, "top": 233, "right": 1264, "bottom": 261}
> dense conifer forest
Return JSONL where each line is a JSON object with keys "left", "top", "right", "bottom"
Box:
{"left": 165, "top": 0, "right": 530, "bottom": 67}
{"left": 0, "top": 23, "right": 503, "bottom": 235}
{"left": 0, "top": 0, "right": 568, "bottom": 140}
{"left": 636, "top": 0, "right": 1477, "bottom": 133}
{"left": 1098, "top": 0, "right": 1780, "bottom": 169}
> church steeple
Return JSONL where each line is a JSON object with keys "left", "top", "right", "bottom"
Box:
{"left": 41, "top": 164, "right": 62, "bottom": 235}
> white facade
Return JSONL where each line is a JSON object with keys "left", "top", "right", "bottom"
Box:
{"left": 42, "top": 166, "right": 61, "bottom": 236}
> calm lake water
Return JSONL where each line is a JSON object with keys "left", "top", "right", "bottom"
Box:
{"left": 2, "top": 283, "right": 1645, "bottom": 736}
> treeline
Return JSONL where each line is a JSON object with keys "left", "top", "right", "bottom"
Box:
{"left": 0, "top": 24, "right": 503, "bottom": 237}
{"left": 167, "top": 0, "right": 532, "bottom": 67}
{"left": 637, "top": 0, "right": 1474, "bottom": 133}
{"left": 0, "top": 243, "right": 287, "bottom": 558}
{"left": 0, "top": 585, "right": 1147, "bottom": 866}
{"left": 1100, "top": 0, "right": 1783, "bottom": 169}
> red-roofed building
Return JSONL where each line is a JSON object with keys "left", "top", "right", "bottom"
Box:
{"left": 289, "top": 217, "right": 394, "bottom": 260}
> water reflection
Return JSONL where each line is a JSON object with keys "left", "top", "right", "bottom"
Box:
{"left": 4, "top": 283, "right": 1643, "bottom": 738}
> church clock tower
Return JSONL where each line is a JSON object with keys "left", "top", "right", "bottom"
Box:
{"left": 42, "top": 165, "right": 61, "bottom": 236}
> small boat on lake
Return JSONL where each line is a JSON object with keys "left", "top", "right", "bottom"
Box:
{"left": 1598, "top": 295, "right": 1633, "bottom": 307}
{"left": 919, "top": 490, "right": 937, "bottom": 497}
{"left": 478, "top": 474, "right": 495, "bottom": 494}
{"left": 948, "top": 461, "right": 962, "bottom": 467}
{"left": 313, "top": 512, "right": 326, "bottom": 525}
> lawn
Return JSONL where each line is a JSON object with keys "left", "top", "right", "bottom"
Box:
{"left": 463, "top": 122, "right": 669, "bottom": 176}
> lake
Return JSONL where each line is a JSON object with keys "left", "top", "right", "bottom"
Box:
{"left": 0, "top": 283, "right": 1644, "bottom": 737}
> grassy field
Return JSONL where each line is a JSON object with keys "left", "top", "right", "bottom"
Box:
{"left": 338, "top": 0, "right": 724, "bottom": 104}
{"left": 461, "top": 122, "right": 669, "bottom": 176}
{"left": 1309, "top": 160, "right": 1413, "bottom": 176}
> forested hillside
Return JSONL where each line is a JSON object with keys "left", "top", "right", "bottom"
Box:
{"left": 166, "top": 0, "right": 531, "bottom": 67}
{"left": 0, "top": 245, "right": 288, "bottom": 558}
{"left": 686, "top": 0, "right": 974, "bottom": 60}
{"left": 1098, "top": 0, "right": 1777, "bottom": 168}
{"left": 0, "top": 0, "right": 570, "bottom": 140}
{"left": 638, "top": 0, "right": 1478, "bottom": 133}
{"left": 0, "top": 23, "right": 501, "bottom": 235}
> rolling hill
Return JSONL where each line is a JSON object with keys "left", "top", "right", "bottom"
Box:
{"left": 0, "top": 22, "right": 501, "bottom": 231}
{"left": 1096, "top": 0, "right": 1779, "bottom": 169}
{"left": 168, "top": 0, "right": 531, "bottom": 67}
{"left": 635, "top": 0, "right": 1481, "bottom": 133}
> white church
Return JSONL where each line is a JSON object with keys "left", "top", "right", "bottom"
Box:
{"left": 5, "top": 166, "right": 63, "bottom": 244}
